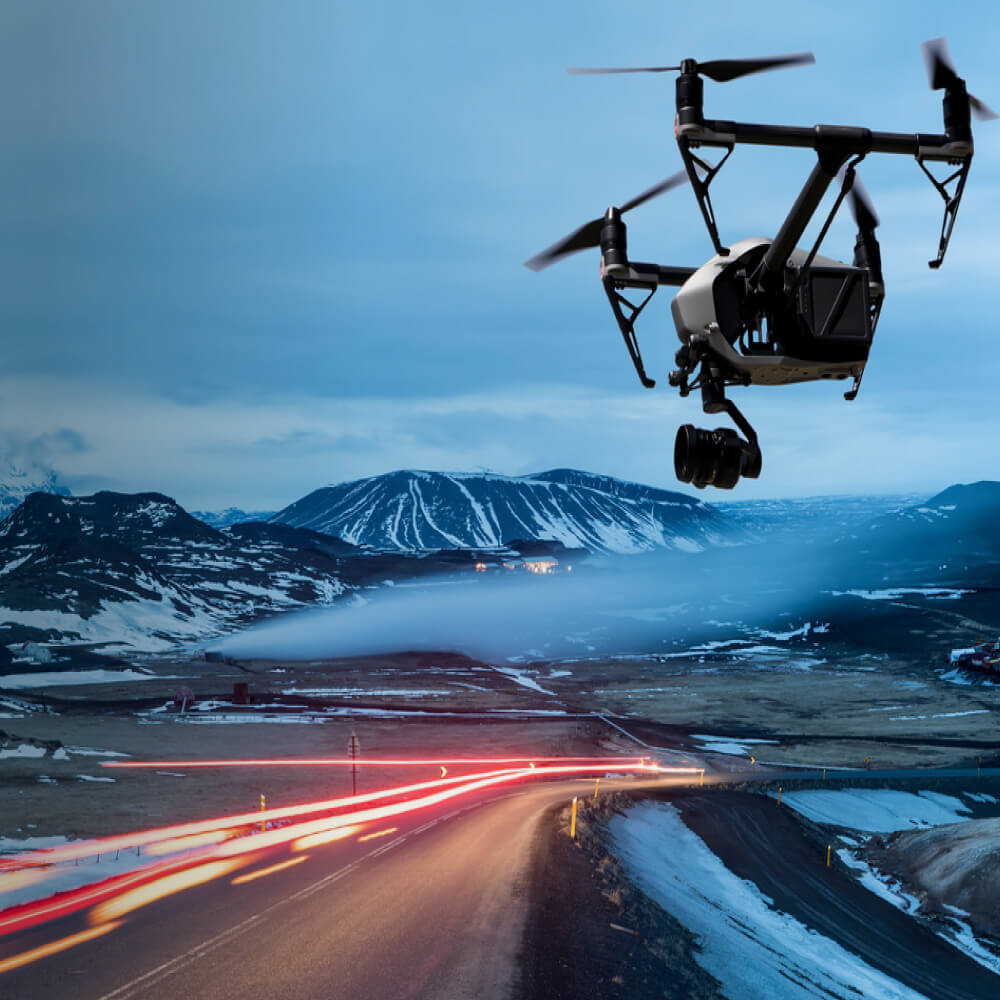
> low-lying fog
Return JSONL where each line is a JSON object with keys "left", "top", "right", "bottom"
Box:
{"left": 218, "top": 549, "right": 833, "bottom": 663}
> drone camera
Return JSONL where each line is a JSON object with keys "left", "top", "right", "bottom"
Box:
{"left": 674, "top": 424, "right": 761, "bottom": 490}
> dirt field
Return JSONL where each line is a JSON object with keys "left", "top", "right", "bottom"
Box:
{"left": 3, "top": 645, "right": 999, "bottom": 843}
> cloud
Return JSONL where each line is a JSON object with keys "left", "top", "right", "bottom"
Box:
{"left": 0, "top": 427, "right": 89, "bottom": 469}
{"left": 3, "top": 373, "right": 998, "bottom": 513}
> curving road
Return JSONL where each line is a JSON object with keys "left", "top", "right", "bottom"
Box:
{"left": 0, "top": 776, "right": 661, "bottom": 1000}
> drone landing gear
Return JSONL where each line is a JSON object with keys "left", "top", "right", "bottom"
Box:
{"left": 674, "top": 377, "right": 761, "bottom": 490}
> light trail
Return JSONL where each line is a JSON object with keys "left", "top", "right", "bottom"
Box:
{"left": 89, "top": 860, "right": 246, "bottom": 924}
{"left": 231, "top": 856, "right": 309, "bottom": 886}
{"left": 0, "top": 921, "right": 122, "bottom": 975}
{"left": 357, "top": 827, "right": 398, "bottom": 843}
{"left": 0, "top": 758, "right": 695, "bottom": 957}
{"left": 291, "top": 825, "right": 363, "bottom": 851}
{"left": 4, "top": 758, "right": 687, "bottom": 873}
{"left": 101, "top": 756, "right": 642, "bottom": 769}
{"left": 1, "top": 767, "right": 533, "bottom": 871}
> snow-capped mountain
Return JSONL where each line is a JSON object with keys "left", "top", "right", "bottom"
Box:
{"left": 0, "top": 464, "right": 70, "bottom": 521}
{"left": 0, "top": 492, "right": 349, "bottom": 650}
{"left": 191, "top": 507, "right": 277, "bottom": 528}
{"left": 271, "top": 468, "right": 737, "bottom": 555}
{"left": 0, "top": 491, "right": 575, "bottom": 653}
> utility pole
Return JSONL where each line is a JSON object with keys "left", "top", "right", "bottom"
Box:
{"left": 348, "top": 731, "right": 360, "bottom": 796}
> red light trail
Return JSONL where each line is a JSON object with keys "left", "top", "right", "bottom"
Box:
{"left": 0, "top": 756, "right": 698, "bottom": 971}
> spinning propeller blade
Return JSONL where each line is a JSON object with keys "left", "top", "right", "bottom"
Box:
{"left": 838, "top": 168, "right": 880, "bottom": 233}
{"left": 921, "top": 37, "right": 998, "bottom": 122}
{"left": 696, "top": 53, "right": 815, "bottom": 83}
{"left": 524, "top": 168, "right": 690, "bottom": 272}
{"left": 568, "top": 51, "right": 814, "bottom": 82}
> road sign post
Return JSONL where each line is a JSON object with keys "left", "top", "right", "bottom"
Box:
{"left": 348, "top": 731, "right": 360, "bottom": 796}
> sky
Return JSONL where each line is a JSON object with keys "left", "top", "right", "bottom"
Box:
{"left": 2, "top": 0, "right": 999, "bottom": 510}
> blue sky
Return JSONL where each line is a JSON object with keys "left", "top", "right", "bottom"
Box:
{"left": 3, "top": 1, "right": 998, "bottom": 509}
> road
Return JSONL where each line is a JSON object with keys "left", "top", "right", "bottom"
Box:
{"left": 0, "top": 775, "right": 656, "bottom": 1000}
{"left": 674, "top": 788, "right": 1000, "bottom": 1000}
{"left": 5, "top": 763, "right": 1000, "bottom": 1000}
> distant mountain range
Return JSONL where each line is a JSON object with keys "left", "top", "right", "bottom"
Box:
{"left": 0, "top": 491, "right": 352, "bottom": 651}
{"left": 270, "top": 468, "right": 736, "bottom": 555}
{"left": 191, "top": 507, "right": 277, "bottom": 529}
{"left": 839, "top": 481, "right": 1000, "bottom": 587}
{"left": 1, "top": 469, "right": 998, "bottom": 657}
{"left": 0, "top": 464, "right": 70, "bottom": 521}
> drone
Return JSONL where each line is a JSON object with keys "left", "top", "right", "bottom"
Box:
{"left": 526, "top": 39, "right": 995, "bottom": 489}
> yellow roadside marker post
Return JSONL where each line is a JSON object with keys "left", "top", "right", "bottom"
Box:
{"left": 594, "top": 778, "right": 600, "bottom": 799}
{"left": 570, "top": 797, "right": 578, "bottom": 839}
{"left": 260, "top": 793, "right": 266, "bottom": 833}
{"left": 699, "top": 769, "right": 705, "bottom": 787}
{"left": 826, "top": 845, "right": 831, "bottom": 868}
{"left": 776, "top": 787, "right": 782, "bottom": 806}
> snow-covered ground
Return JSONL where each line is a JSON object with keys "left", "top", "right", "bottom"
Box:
{"left": 692, "top": 734, "right": 779, "bottom": 756}
{"left": 775, "top": 789, "right": 972, "bottom": 832}
{"left": 779, "top": 787, "right": 1000, "bottom": 977}
{"left": 610, "top": 802, "right": 929, "bottom": 999}
{"left": 0, "top": 668, "right": 156, "bottom": 689}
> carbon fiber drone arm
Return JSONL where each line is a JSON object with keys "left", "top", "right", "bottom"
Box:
{"left": 600, "top": 262, "right": 696, "bottom": 388}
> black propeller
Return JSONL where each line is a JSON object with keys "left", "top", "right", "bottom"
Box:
{"left": 524, "top": 168, "right": 690, "bottom": 272}
{"left": 838, "top": 167, "right": 879, "bottom": 233}
{"left": 567, "top": 51, "right": 814, "bottom": 83}
{"left": 921, "top": 37, "right": 997, "bottom": 121}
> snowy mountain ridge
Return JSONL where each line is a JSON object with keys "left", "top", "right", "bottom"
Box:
{"left": 0, "top": 464, "right": 70, "bottom": 521}
{"left": 271, "top": 468, "right": 735, "bottom": 555}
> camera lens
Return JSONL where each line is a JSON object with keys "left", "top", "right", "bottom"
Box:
{"left": 674, "top": 424, "right": 746, "bottom": 490}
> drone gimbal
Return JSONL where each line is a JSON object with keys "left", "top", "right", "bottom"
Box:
{"left": 527, "top": 40, "right": 995, "bottom": 489}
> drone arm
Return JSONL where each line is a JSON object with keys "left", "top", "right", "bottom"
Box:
{"left": 752, "top": 138, "right": 865, "bottom": 292}
{"left": 598, "top": 261, "right": 696, "bottom": 389}
{"left": 603, "top": 260, "right": 696, "bottom": 287}
{"left": 689, "top": 119, "right": 967, "bottom": 162}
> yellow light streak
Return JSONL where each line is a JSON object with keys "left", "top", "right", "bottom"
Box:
{"left": 291, "top": 825, "right": 363, "bottom": 852}
{"left": 231, "top": 856, "right": 308, "bottom": 885}
{"left": 0, "top": 868, "right": 51, "bottom": 896}
{"left": 89, "top": 860, "right": 244, "bottom": 925}
{"left": 144, "top": 830, "right": 233, "bottom": 857}
{"left": 356, "top": 827, "right": 398, "bottom": 843}
{"left": 0, "top": 920, "right": 122, "bottom": 975}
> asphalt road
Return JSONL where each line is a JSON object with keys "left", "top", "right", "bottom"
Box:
{"left": 0, "top": 776, "right": 645, "bottom": 1000}
{"left": 5, "top": 768, "right": 1000, "bottom": 1000}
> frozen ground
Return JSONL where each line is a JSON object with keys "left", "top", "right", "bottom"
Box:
{"left": 778, "top": 786, "right": 1000, "bottom": 978}
{"left": 776, "top": 788, "right": 972, "bottom": 831}
{"left": 0, "top": 669, "right": 156, "bottom": 689}
{"left": 610, "top": 801, "right": 928, "bottom": 999}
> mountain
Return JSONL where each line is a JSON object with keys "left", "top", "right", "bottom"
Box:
{"left": 0, "top": 464, "right": 70, "bottom": 521}
{"left": 0, "top": 491, "right": 574, "bottom": 654}
{"left": 841, "top": 481, "right": 1000, "bottom": 585}
{"left": 192, "top": 507, "right": 277, "bottom": 528}
{"left": 0, "top": 492, "right": 349, "bottom": 651}
{"left": 270, "top": 468, "right": 737, "bottom": 555}
{"left": 714, "top": 492, "right": 929, "bottom": 543}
